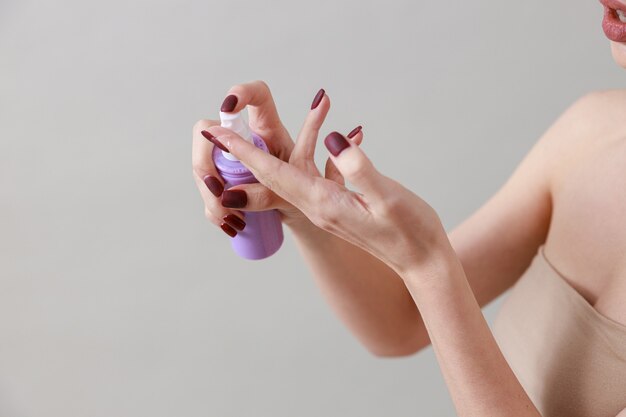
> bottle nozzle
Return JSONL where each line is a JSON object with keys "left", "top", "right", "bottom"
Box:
{"left": 219, "top": 111, "right": 252, "bottom": 161}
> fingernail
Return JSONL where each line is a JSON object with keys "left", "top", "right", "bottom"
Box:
{"left": 201, "top": 130, "right": 229, "bottom": 153}
{"left": 324, "top": 131, "right": 350, "bottom": 156}
{"left": 223, "top": 214, "right": 246, "bottom": 231}
{"left": 221, "top": 190, "right": 248, "bottom": 208}
{"left": 221, "top": 95, "right": 238, "bottom": 112}
{"left": 220, "top": 222, "right": 238, "bottom": 238}
{"left": 310, "top": 88, "right": 325, "bottom": 110}
{"left": 203, "top": 175, "right": 224, "bottom": 197}
{"left": 347, "top": 125, "right": 362, "bottom": 139}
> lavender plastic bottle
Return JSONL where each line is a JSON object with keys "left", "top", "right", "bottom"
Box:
{"left": 213, "top": 111, "right": 283, "bottom": 260}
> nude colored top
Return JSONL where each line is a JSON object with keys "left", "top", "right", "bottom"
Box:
{"left": 492, "top": 246, "right": 626, "bottom": 417}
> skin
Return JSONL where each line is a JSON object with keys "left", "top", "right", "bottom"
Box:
{"left": 192, "top": 22, "right": 626, "bottom": 417}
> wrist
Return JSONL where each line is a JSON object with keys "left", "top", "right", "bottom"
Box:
{"left": 399, "top": 235, "right": 463, "bottom": 290}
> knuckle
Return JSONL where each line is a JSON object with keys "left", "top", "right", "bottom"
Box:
{"left": 343, "top": 157, "right": 373, "bottom": 181}
{"left": 227, "top": 83, "right": 244, "bottom": 95}
{"left": 293, "top": 148, "right": 315, "bottom": 164}
{"left": 263, "top": 176, "right": 277, "bottom": 192}
{"left": 377, "top": 197, "right": 399, "bottom": 216}
{"left": 252, "top": 79, "right": 271, "bottom": 93}
{"left": 309, "top": 187, "right": 339, "bottom": 230}
{"left": 192, "top": 156, "right": 213, "bottom": 177}
{"left": 193, "top": 119, "right": 211, "bottom": 135}
{"left": 259, "top": 160, "right": 285, "bottom": 192}
{"left": 229, "top": 80, "right": 270, "bottom": 97}
{"left": 310, "top": 181, "right": 330, "bottom": 202}
{"left": 193, "top": 119, "right": 219, "bottom": 136}
{"left": 204, "top": 207, "right": 220, "bottom": 225}
{"left": 255, "top": 188, "right": 275, "bottom": 209}
{"left": 314, "top": 208, "right": 339, "bottom": 231}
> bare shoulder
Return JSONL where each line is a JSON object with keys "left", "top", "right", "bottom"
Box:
{"left": 543, "top": 89, "right": 626, "bottom": 311}
{"left": 571, "top": 88, "right": 626, "bottom": 113}
{"left": 548, "top": 89, "right": 626, "bottom": 138}
{"left": 537, "top": 89, "right": 626, "bottom": 189}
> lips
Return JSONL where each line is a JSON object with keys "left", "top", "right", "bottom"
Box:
{"left": 601, "top": 0, "right": 626, "bottom": 42}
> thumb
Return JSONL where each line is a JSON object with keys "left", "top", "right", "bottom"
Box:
{"left": 324, "top": 126, "right": 365, "bottom": 185}
{"left": 323, "top": 131, "right": 387, "bottom": 200}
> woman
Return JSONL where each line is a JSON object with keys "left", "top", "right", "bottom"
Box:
{"left": 192, "top": 0, "right": 626, "bottom": 415}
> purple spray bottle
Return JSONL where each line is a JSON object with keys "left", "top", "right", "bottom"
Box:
{"left": 213, "top": 110, "right": 284, "bottom": 260}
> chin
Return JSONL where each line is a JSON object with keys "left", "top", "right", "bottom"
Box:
{"left": 610, "top": 41, "right": 626, "bottom": 68}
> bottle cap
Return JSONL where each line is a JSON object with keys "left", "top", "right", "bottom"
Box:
{"left": 220, "top": 110, "right": 252, "bottom": 161}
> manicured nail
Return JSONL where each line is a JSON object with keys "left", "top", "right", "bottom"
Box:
{"left": 220, "top": 222, "right": 237, "bottom": 237}
{"left": 203, "top": 175, "right": 224, "bottom": 197}
{"left": 347, "top": 125, "right": 362, "bottom": 139}
{"left": 221, "top": 95, "right": 238, "bottom": 112}
{"left": 324, "top": 131, "right": 350, "bottom": 156}
{"left": 201, "top": 130, "right": 229, "bottom": 153}
{"left": 223, "top": 214, "right": 246, "bottom": 231}
{"left": 310, "top": 88, "right": 325, "bottom": 110}
{"left": 221, "top": 190, "right": 248, "bottom": 208}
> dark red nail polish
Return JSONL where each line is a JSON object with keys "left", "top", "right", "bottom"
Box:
{"left": 220, "top": 223, "right": 237, "bottom": 237}
{"left": 221, "top": 190, "right": 248, "bottom": 208}
{"left": 223, "top": 214, "right": 246, "bottom": 231}
{"left": 324, "top": 131, "right": 350, "bottom": 156}
{"left": 201, "top": 130, "right": 229, "bottom": 153}
{"left": 347, "top": 125, "right": 362, "bottom": 139}
{"left": 221, "top": 95, "right": 238, "bottom": 112}
{"left": 310, "top": 88, "right": 325, "bottom": 110}
{"left": 203, "top": 175, "right": 224, "bottom": 197}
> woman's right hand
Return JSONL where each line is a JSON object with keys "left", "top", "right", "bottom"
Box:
{"left": 194, "top": 83, "right": 427, "bottom": 358}
{"left": 192, "top": 80, "right": 363, "bottom": 237}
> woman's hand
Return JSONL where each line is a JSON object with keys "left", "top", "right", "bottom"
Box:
{"left": 206, "top": 114, "right": 548, "bottom": 417}
{"left": 204, "top": 124, "right": 450, "bottom": 277}
{"left": 194, "top": 83, "right": 430, "bottom": 357}
{"left": 192, "top": 81, "right": 363, "bottom": 236}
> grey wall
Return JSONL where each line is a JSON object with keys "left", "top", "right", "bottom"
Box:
{"left": 0, "top": 0, "right": 623, "bottom": 416}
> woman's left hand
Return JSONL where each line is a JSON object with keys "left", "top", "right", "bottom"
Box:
{"left": 206, "top": 125, "right": 452, "bottom": 277}
{"left": 208, "top": 118, "right": 546, "bottom": 417}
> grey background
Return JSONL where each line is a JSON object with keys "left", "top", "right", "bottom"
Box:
{"left": 0, "top": 0, "right": 623, "bottom": 416}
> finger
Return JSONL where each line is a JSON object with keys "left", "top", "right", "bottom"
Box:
{"left": 219, "top": 80, "right": 283, "bottom": 131}
{"left": 221, "top": 80, "right": 280, "bottom": 126}
{"left": 324, "top": 126, "right": 364, "bottom": 184}
{"left": 224, "top": 183, "right": 292, "bottom": 212}
{"left": 323, "top": 131, "right": 387, "bottom": 200}
{"left": 192, "top": 119, "right": 224, "bottom": 194}
{"left": 193, "top": 173, "right": 245, "bottom": 232}
{"left": 220, "top": 80, "right": 293, "bottom": 159}
{"left": 207, "top": 126, "right": 319, "bottom": 212}
{"left": 290, "top": 89, "right": 330, "bottom": 164}
{"left": 347, "top": 125, "right": 363, "bottom": 145}
{"left": 324, "top": 157, "right": 345, "bottom": 185}
{"left": 192, "top": 119, "right": 245, "bottom": 235}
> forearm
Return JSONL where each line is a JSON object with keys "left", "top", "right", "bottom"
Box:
{"left": 288, "top": 220, "right": 429, "bottom": 356}
{"left": 403, "top": 245, "right": 540, "bottom": 417}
